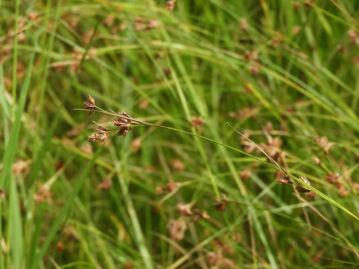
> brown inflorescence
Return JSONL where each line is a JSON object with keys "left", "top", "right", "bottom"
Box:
{"left": 113, "top": 112, "right": 133, "bottom": 136}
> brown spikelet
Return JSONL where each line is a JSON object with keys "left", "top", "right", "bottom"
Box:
{"left": 84, "top": 95, "right": 96, "bottom": 110}
{"left": 177, "top": 203, "right": 193, "bottom": 216}
{"left": 167, "top": 218, "right": 187, "bottom": 241}
{"left": 166, "top": 0, "right": 176, "bottom": 11}
{"left": 315, "top": 136, "right": 334, "bottom": 153}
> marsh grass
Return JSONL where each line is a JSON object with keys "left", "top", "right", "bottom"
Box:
{"left": 1, "top": 0, "right": 359, "bottom": 268}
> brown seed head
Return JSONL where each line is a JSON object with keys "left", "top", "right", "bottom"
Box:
{"left": 113, "top": 112, "right": 133, "bottom": 136}
{"left": 167, "top": 218, "right": 187, "bottom": 241}
{"left": 348, "top": 29, "right": 359, "bottom": 44}
{"left": 177, "top": 203, "right": 193, "bottom": 216}
{"left": 147, "top": 19, "right": 160, "bottom": 30}
{"left": 276, "top": 171, "right": 291, "bottom": 184}
{"left": 338, "top": 185, "right": 349, "bottom": 197}
{"left": 56, "top": 241, "right": 64, "bottom": 253}
{"left": 155, "top": 185, "right": 164, "bottom": 195}
{"left": 97, "top": 178, "right": 112, "bottom": 191}
{"left": 166, "top": 181, "right": 179, "bottom": 192}
{"left": 27, "top": 11, "right": 40, "bottom": 21}
{"left": 84, "top": 95, "right": 96, "bottom": 110}
{"left": 103, "top": 15, "right": 115, "bottom": 27}
{"left": 240, "top": 169, "right": 251, "bottom": 180}
{"left": 315, "top": 136, "right": 334, "bottom": 153}
{"left": 134, "top": 17, "right": 146, "bottom": 31}
{"left": 292, "top": 25, "right": 301, "bottom": 36}
{"left": 214, "top": 195, "right": 229, "bottom": 211}
{"left": 192, "top": 209, "right": 210, "bottom": 222}
{"left": 240, "top": 134, "right": 256, "bottom": 153}
{"left": 170, "top": 159, "right": 185, "bottom": 172}
{"left": 239, "top": 18, "right": 249, "bottom": 31}
{"left": 34, "top": 185, "right": 52, "bottom": 204}
{"left": 0, "top": 188, "right": 5, "bottom": 200}
{"left": 166, "top": 0, "right": 176, "bottom": 11}
{"left": 261, "top": 135, "right": 285, "bottom": 162}
{"left": 191, "top": 116, "right": 205, "bottom": 130}
{"left": 292, "top": 1, "right": 302, "bottom": 10}
{"left": 131, "top": 138, "right": 142, "bottom": 153}
{"left": 326, "top": 173, "right": 340, "bottom": 186}
{"left": 88, "top": 127, "right": 109, "bottom": 143}
{"left": 12, "top": 160, "right": 31, "bottom": 176}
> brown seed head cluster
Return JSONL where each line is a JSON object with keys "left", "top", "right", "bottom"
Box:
{"left": 326, "top": 173, "right": 348, "bottom": 197}
{"left": 214, "top": 195, "right": 229, "bottom": 212}
{"left": 261, "top": 135, "right": 287, "bottom": 163}
{"left": 34, "top": 185, "right": 52, "bottom": 204}
{"left": 191, "top": 116, "right": 205, "bottom": 130}
{"left": 0, "top": 188, "right": 5, "bottom": 201}
{"left": 167, "top": 218, "right": 187, "bottom": 241}
{"left": 206, "top": 247, "right": 235, "bottom": 269}
{"left": 97, "top": 178, "right": 112, "bottom": 191}
{"left": 156, "top": 180, "right": 179, "bottom": 195}
{"left": 177, "top": 203, "right": 192, "bottom": 216}
{"left": 166, "top": 0, "right": 176, "bottom": 11}
{"left": 84, "top": 95, "right": 96, "bottom": 110}
{"left": 12, "top": 159, "right": 31, "bottom": 176}
{"left": 134, "top": 17, "right": 160, "bottom": 31}
{"left": 244, "top": 50, "right": 261, "bottom": 74}
{"left": 229, "top": 107, "right": 258, "bottom": 120}
{"left": 113, "top": 112, "right": 133, "bottom": 136}
{"left": 170, "top": 159, "right": 185, "bottom": 172}
{"left": 240, "top": 132, "right": 256, "bottom": 153}
{"left": 84, "top": 96, "right": 138, "bottom": 143}
{"left": 348, "top": 29, "right": 359, "bottom": 45}
{"left": 315, "top": 136, "right": 334, "bottom": 154}
{"left": 276, "top": 171, "right": 291, "bottom": 184}
{"left": 239, "top": 18, "right": 249, "bottom": 31}
{"left": 88, "top": 126, "right": 109, "bottom": 143}
{"left": 176, "top": 202, "right": 210, "bottom": 222}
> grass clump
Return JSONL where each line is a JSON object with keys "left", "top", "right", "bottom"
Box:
{"left": 1, "top": 0, "right": 359, "bottom": 268}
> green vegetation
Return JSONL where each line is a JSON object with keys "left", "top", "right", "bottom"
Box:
{"left": 1, "top": 0, "right": 359, "bottom": 268}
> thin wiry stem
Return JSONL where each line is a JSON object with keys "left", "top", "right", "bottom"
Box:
{"left": 77, "top": 106, "right": 271, "bottom": 166}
